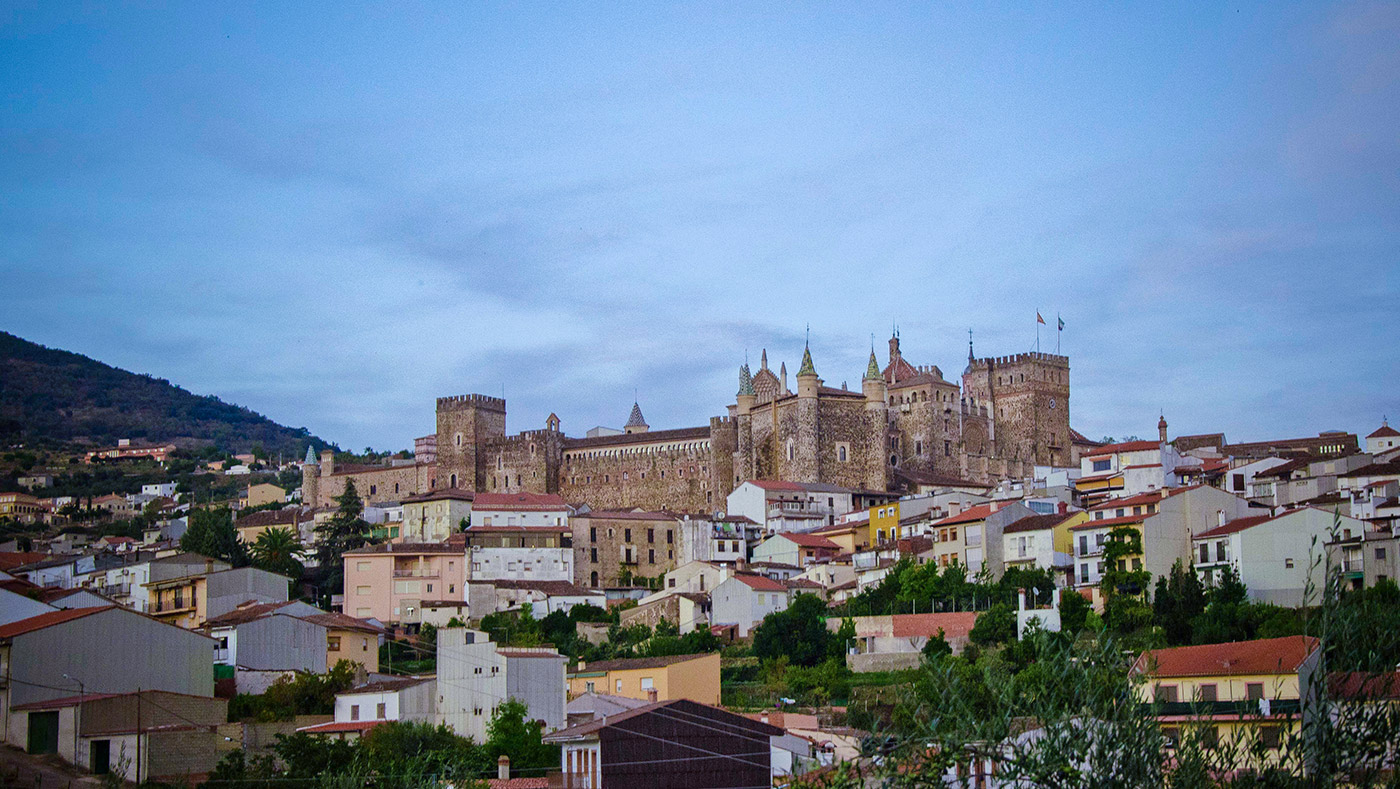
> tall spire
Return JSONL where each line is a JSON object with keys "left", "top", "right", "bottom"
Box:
{"left": 864, "top": 348, "right": 882, "bottom": 381}
{"left": 626, "top": 402, "right": 647, "bottom": 428}
{"left": 798, "top": 342, "right": 817, "bottom": 377}
{"left": 304, "top": 445, "right": 317, "bottom": 465}
{"left": 737, "top": 364, "right": 754, "bottom": 397}
{"left": 760, "top": 349, "right": 768, "bottom": 370}
{"left": 968, "top": 328, "right": 975, "bottom": 361}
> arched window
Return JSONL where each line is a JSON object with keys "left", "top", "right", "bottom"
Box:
{"left": 450, "top": 474, "right": 457, "bottom": 488}
{"left": 590, "top": 571, "right": 599, "bottom": 587}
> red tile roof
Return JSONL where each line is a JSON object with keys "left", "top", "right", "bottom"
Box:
{"left": 486, "top": 779, "right": 550, "bottom": 789}
{"left": 776, "top": 533, "right": 840, "bottom": 550}
{"left": 0, "top": 606, "right": 113, "bottom": 638}
{"left": 731, "top": 573, "right": 788, "bottom": 592}
{"left": 1087, "top": 491, "right": 1168, "bottom": 511}
{"left": 890, "top": 612, "right": 979, "bottom": 639}
{"left": 932, "top": 503, "right": 997, "bottom": 526}
{"left": 1003, "top": 512, "right": 1076, "bottom": 535}
{"left": 1134, "top": 635, "right": 1319, "bottom": 678}
{"left": 296, "top": 720, "right": 385, "bottom": 734}
{"left": 1193, "top": 514, "right": 1276, "bottom": 539}
{"left": 1086, "top": 440, "right": 1162, "bottom": 458}
{"left": 472, "top": 492, "right": 570, "bottom": 511}
{"left": 1368, "top": 425, "right": 1400, "bottom": 439}
{"left": 1070, "top": 514, "right": 1147, "bottom": 531}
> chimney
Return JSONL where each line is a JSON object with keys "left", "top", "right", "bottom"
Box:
{"left": 1057, "top": 501, "right": 1068, "bottom": 515}
{"left": 647, "top": 688, "right": 658, "bottom": 703}
{"left": 498, "top": 755, "right": 510, "bottom": 781}
{"left": 1217, "top": 510, "right": 1226, "bottom": 528}
{"left": 949, "top": 501, "right": 962, "bottom": 516}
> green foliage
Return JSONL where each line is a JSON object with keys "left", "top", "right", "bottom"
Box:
{"left": 484, "top": 698, "right": 559, "bottom": 775}
{"left": 228, "top": 660, "right": 359, "bottom": 722}
{"left": 250, "top": 525, "right": 304, "bottom": 579}
{"left": 0, "top": 329, "right": 328, "bottom": 455}
{"left": 1058, "top": 588, "right": 1092, "bottom": 634}
{"left": 357, "top": 720, "right": 490, "bottom": 785}
{"left": 181, "top": 507, "right": 250, "bottom": 566}
{"left": 921, "top": 627, "right": 952, "bottom": 661}
{"left": 313, "top": 480, "right": 375, "bottom": 598}
{"left": 752, "top": 593, "right": 833, "bottom": 667}
{"left": 1152, "top": 561, "right": 1208, "bottom": 645}
{"left": 968, "top": 602, "right": 1016, "bottom": 646}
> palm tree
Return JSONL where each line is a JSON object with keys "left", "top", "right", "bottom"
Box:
{"left": 251, "top": 526, "right": 304, "bottom": 580}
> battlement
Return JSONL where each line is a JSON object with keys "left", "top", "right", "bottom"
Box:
{"left": 710, "top": 416, "right": 734, "bottom": 427}
{"left": 972, "top": 352, "right": 1069, "bottom": 369}
{"left": 436, "top": 393, "right": 507, "bottom": 413}
{"left": 960, "top": 400, "right": 989, "bottom": 418}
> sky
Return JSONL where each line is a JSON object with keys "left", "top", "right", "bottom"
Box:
{"left": 2, "top": 2, "right": 1397, "bottom": 452}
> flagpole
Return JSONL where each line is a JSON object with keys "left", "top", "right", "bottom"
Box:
{"left": 1057, "top": 313, "right": 1061, "bottom": 354}
{"left": 1036, "top": 310, "right": 1041, "bottom": 353}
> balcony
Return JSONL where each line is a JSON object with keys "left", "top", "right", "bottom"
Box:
{"left": 97, "top": 583, "right": 132, "bottom": 597}
{"left": 1341, "top": 558, "right": 1364, "bottom": 575}
{"left": 153, "top": 599, "right": 194, "bottom": 615}
{"left": 392, "top": 569, "right": 440, "bottom": 578}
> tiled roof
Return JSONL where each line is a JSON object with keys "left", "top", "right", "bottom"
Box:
{"left": 573, "top": 652, "right": 714, "bottom": 674}
{"left": 401, "top": 488, "right": 475, "bottom": 504}
{"left": 731, "top": 573, "right": 788, "bottom": 592}
{"left": 1134, "top": 635, "right": 1319, "bottom": 678}
{"left": 1193, "top": 514, "right": 1277, "bottom": 539}
{"left": 473, "top": 579, "right": 595, "bottom": 596}
{"left": 776, "top": 533, "right": 840, "bottom": 550}
{"left": 890, "top": 612, "right": 979, "bottom": 639}
{"left": 472, "top": 492, "right": 570, "bottom": 511}
{"left": 543, "top": 698, "right": 782, "bottom": 741}
{"left": 1367, "top": 425, "right": 1400, "bottom": 439}
{"left": 234, "top": 508, "right": 307, "bottom": 529}
{"left": 1070, "top": 514, "right": 1149, "bottom": 531}
{"left": 576, "top": 510, "right": 678, "bottom": 521}
{"left": 1070, "top": 429, "right": 1106, "bottom": 447}
{"left": 1340, "top": 461, "right": 1400, "bottom": 478}
{"left": 746, "top": 480, "right": 854, "bottom": 494}
{"left": 486, "top": 778, "right": 550, "bottom": 789}
{"left": 343, "top": 542, "right": 463, "bottom": 556}
{"left": 1087, "top": 491, "right": 1168, "bottom": 511}
{"left": 0, "top": 605, "right": 113, "bottom": 638}
{"left": 563, "top": 426, "right": 711, "bottom": 450}
{"left": 303, "top": 612, "right": 384, "bottom": 634}
{"left": 1086, "top": 440, "right": 1161, "bottom": 458}
{"left": 932, "top": 504, "right": 996, "bottom": 526}
{"left": 296, "top": 720, "right": 384, "bottom": 734}
{"left": 1003, "top": 512, "right": 1076, "bottom": 535}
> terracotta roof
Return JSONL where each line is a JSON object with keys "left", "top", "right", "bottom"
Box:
{"left": 890, "top": 612, "right": 979, "bottom": 639}
{"left": 1252, "top": 458, "right": 1311, "bottom": 480}
{"left": 343, "top": 542, "right": 463, "bottom": 556}
{"left": 234, "top": 508, "right": 307, "bottom": 529}
{"left": 1134, "top": 635, "right": 1319, "bottom": 678}
{"left": 473, "top": 579, "right": 595, "bottom": 596}
{"left": 1003, "top": 512, "right": 1076, "bottom": 535}
{"left": 1367, "top": 425, "right": 1400, "bottom": 439}
{"left": 472, "top": 492, "right": 570, "bottom": 511}
{"left": 296, "top": 720, "right": 384, "bottom": 734}
{"left": 544, "top": 698, "right": 782, "bottom": 742}
{"left": 1193, "top": 513, "right": 1277, "bottom": 539}
{"left": 1329, "top": 671, "right": 1400, "bottom": 700}
{"left": 302, "top": 612, "right": 384, "bottom": 634}
{"left": 932, "top": 504, "right": 996, "bottom": 526}
{"left": 1086, "top": 440, "right": 1161, "bottom": 458}
{"left": 400, "top": 488, "right": 475, "bottom": 504}
{"left": 486, "top": 778, "right": 550, "bottom": 789}
{"left": 0, "top": 552, "right": 47, "bottom": 570}
{"left": 1070, "top": 514, "right": 1147, "bottom": 531}
{"left": 784, "top": 578, "right": 824, "bottom": 590}
{"left": 775, "top": 533, "right": 841, "bottom": 550}
{"left": 1087, "top": 491, "right": 1169, "bottom": 512}
{"left": 202, "top": 601, "right": 301, "bottom": 628}
{"left": 731, "top": 573, "right": 788, "bottom": 592}
{"left": 578, "top": 510, "right": 679, "bottom": 521}
{"left": 574, "top": 652, "right": 714, "bottom": 674}
{"left": 745, "top": 480, "right": 854, "bottom": 494}
{"left": 563, "top": 425, "right": 711, "bottom": 450}
{"left": 0, "top": 605, "right": 114, "bottom": 638}
{"left": 1340, "top": 461, "right": 1400, "bottom": 478}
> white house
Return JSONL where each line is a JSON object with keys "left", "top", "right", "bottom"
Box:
{"left": 436, "top": 627, "right": 566, "bottom": 743}
{"left": 751, "top": 532, "right": 841, "bottom": 568}
{"left": 469, "top": 492, "right": 571, "bottom": 529}
{"left": 141, "top": 483, "right": 178, "bottom": 498}
{"left": 297, "top": 677, "right": 437, "bottom": 741}
{"left": 400, "top": 489, "right": 474, "bottom": 542}
{"left": 1367, "top": 422, "right": 1400, "bottom": 455}
{"left": 1074, "top": 440, "right": 1186, "bottom": 506}
{"left": 464, "top": 522, "right": 573, "bottom": 583}
{"left": 1192, "top": 506, "right": 1369, "bottom": 607}
{"left": 725, "top": 480, "right": 856, "bottom": 532}
{"left": 658, "top": 561, "right": 732, "bottom": 596}
{"left": 711, "top": 573, "right": 791, "bottom": 637}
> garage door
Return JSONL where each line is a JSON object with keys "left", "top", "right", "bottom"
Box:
{"left": 27, "top": 710, "right": 59, "bottom": 755}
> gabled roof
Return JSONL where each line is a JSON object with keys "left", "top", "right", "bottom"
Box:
{"left": 745, "top": 480, "right": 853, "bottom": 494}
{"left": 1002, "top": 512, "right": 1076, "bottom": 535}
{"left": 400, "top": 487, "right": 475, "bottom": 504}
{"left": 1367, "top": 424, "right": 1400, "bottom": 439}
{"left": 1086, "top": 440, "right": 1161, "bottom": 458}
{"left": 1070, "top": 514, "right": 1148, "bottom": 531}
{"left": 932, "top": 504, "right": 996, "bottom": 526}
{"left": 0, "top": 605, "right": 114, "bottom": 638}
{"left": 234, "top": 508, "right": 308, "bottom": 529}
{"left": 1134, "top": 635, "right": 1318, "bottom": 678}
{"left": 1193, "top": 513, "right": 1278, "bottom": 539}
{"left": 341, "top": 676, "right": 431, "bottom": 695}
{"left": 1087, "top": 491, "right": 1170, "bottom": 512}
{"left": 296, "top": 720, "right": 384, "bottom": 734}
{"left": 731, "top": 573, "right": 788, "bottom": 592}
{"left": 774, "top": 533, "right": 841, "bottom": 550}
{"left": 572, "top": 652, "right": 715, "bottom": 674}
{"left": 203, "top": 601, "right": 302, "bottom": 628}
{"left": 302, "top": 612, "right": 384, "bottom": 634}
{"left": 472, "top": 492, "right": 570, "bottom": 511}
{"left": 1340, "top": 461, "right": 1400, "bottom": 478}
{"left": 543, "top": 697, "right": 783, "bottom": 742}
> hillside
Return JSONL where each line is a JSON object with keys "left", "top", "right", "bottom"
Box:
{"left": 0, "top": 331, "right": 330, "bottom": 455}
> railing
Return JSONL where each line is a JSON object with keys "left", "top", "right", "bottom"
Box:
{"left": 153, "top": 600, "right": 193, "bottom": 614}
{"left": 213, "top": 648, "right": 230, "bottom": 662}
{"left": 96, "top": 583, "right": 132, "bottom": 597}
{"left": 1342, "top": 559, "right": 1365, "bottom": 574}
{"left": 392, "top": 569, "right": 440, "bottom": 578}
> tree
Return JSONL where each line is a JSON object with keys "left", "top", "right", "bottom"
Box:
{"left": 250, "top": 526, "right": 303, "bottom": 580}
{"left": 1058, "top": 588, "right": 1092, "bottom": 634}
{"left": 752, "top": 594, "right": 832, "bottom": 667}
{"left": 1152, "top": 561, "right": 1207, "bottom": 646}
{"left": 922, "top": 628, "right": 953, "bottom": 661}
{"left": 181, "top": 507, "right": 249, "bottom": 566}
{"left": 485, "top": 698, "right": 558, "bottom": 775}
{"left": 969, "top": 602, "right": 1016, "bottom": 646}
{"left": 313, "top": 480, "right": 373, "bottom": 597}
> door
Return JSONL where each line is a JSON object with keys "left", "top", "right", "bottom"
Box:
{"left": 26, "top": 711, "right": 59, "bottom": 754}
{"left": 90, "top": 739, "right": 111, "bottom": 775}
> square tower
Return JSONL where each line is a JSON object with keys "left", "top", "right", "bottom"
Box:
{"left": 435, "top": 394, "right": 507, "bottom": 490}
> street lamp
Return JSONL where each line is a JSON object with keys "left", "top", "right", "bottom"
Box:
{"left": 62, "top": 673, "right": 84, "bottom": 768}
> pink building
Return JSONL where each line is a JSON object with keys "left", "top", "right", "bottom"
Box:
{"left": 343, "top": 538, "right": 466, "bottom": 629}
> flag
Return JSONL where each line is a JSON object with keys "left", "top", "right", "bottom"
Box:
{"left": 1036, "top": 312, "right": 1046, "bottom": 325}
{"left": 1058, "top": 316, "right": 1065, "bottom": 331}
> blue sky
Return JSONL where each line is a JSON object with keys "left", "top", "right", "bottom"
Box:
{"left": 2, "top": 2, "right": 1396, "bottom": 451}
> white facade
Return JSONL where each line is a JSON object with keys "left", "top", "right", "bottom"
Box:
{"left": 436, "top": 628, "right": 566, "bottom": 742}
{"left": 141, "top": 482, "right": 178, "bottom": 498}
{"left": 725, "top": 481, "right": 855, "bottom": 532}
{"left": 659, "top": 561, "right": 732, "bottom": 596}
{"left": 1193, "top": 507, "right": 1368, "bottom": 607}
{"left": 334, "top": 679, "right": 437, "bottom": 725}
{"left": 86, "top": 559, "right": 154, "bottom": 611}
{"left": 468, "top": 546, "right": 573, "bottom": 582}
{"left": 471, "top": 507, "right": 570, "bottom": 529}
{"left": 711, "top": 575, "right": 790, "bottom": 636}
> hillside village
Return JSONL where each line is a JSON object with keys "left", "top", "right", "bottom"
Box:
{"left": 1, "top": 341, "right": 1399, "bottom": 786}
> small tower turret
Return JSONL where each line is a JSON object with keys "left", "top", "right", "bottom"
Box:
{"left": 736, "top": 364, "right": 756, "bottom": 415}
{"left": 1158, "top": 414, "right": 1168, "bottom": 445}
{"left": 625, "top": 402, "right": 649, "bottom": 434}
{"left": 301, "top": 446, "right": 320, "bottom": 508}
{"left": 796, "top": 343, "right": 820, "bottom": 398}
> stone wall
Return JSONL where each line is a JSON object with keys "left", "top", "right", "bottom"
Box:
{"left": 560, "top": 443, "right": 713, "bottom": 512}
{"left": 313, "top": 463, "right": 436, "bottom": 508}
{"left": 572, "top": 514, "right": 681, "bottom": 588}
{"left": 480, "top": 428, "right": 561, "bottom": 495}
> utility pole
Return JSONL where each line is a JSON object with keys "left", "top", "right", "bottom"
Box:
{"left": 135, "top": 688, "right": 141, "bottom": 784}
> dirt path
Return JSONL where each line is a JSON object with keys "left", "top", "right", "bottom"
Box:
{"left": 0, "top": 745, "right": 103, "bottom": 789}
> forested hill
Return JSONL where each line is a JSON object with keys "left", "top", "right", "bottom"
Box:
{"left": 0, "top": 331, "right": 329, "bottom": 455}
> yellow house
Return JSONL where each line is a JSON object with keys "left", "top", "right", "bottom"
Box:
{"left": 812, "top": 517, "right": 872, "bottom": 554}
{"left": 146, "top": 573, "right": 209, "bottom": 629}
{"left": 246, "top": 483, "right": 287, "bottom": 508}
{"left": 305, "top": 612, "right": 384, "bottom": 672}
{"left": 567, "top": 652, "right": 720, "bottom": 705}
{"left": 870, "top": 502, "right": 900, "bottom": 545}
{"left": 1133, "top": 635, "right": 1318, "bottom": 759}
{"left": 1002, "top": 510, "right": 1090, "bottom": 584}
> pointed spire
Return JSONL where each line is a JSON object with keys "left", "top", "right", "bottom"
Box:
{"left": 798, "top": 343, "right": 818, "bottom": 377}
{"left": 864, "top": 348, "right": 882, "bottom": 381}
{"left": 968, "top": 328, "right": 975, "bottom": 361}
{"left": 625, "top": 401, "right": 647, "bottom": 428}
{"left": 760, "top": 349, "right": 768, "bottom": 370}
{"left": 304, "top": 445, "right": 317, "bottom": 465}
{"left": 738, "top": 364, "right": 755, "bottom": 397}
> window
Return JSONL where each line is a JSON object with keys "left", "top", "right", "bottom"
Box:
{"left": 616, "top": 679, "right": 623, "bottom": 693}
{"left": 586, "top": 681, "right": 595, "bottom": 693}
{"left": 1199, "top": 725, "right": 1219, "bottom": 750}
{"left": 590, "top": 527, "right": 597, "bottom": 543}
{"left": 1092, "top": 459, "right": 1111, "bottom": 472}
{"left": 357, "top": 561, "right": 370, "bottom": 572}
{"left": 356, "top": 585, "right": 371, "bottom": 596}
{"left": 591, "top": 548, "right": 598, "bottom": 563}
{"left": 362, "top": 637, "right": 369, "bottom": 652}
{"left": 376, "top": 702, "right": 386, "bottom": 719}
{"left": 1199, "top": 544, "right": 1209, "bottom": 563}
{"left": 1155, "top": 685, "right": 1178, "bottom": 703}
{"left": 1285, "top": 558, "right": 1294, "bottom": 569}
{"left": 648, "top": 529, "right": 655, "bottom": 543}
{"left": 350, "top": 705, "right": 360, "bottom": 721}
{"left": 915, "top": 440, "right": 922, "bottom": 455}
{"left": 1196, "top": 684, "right": 1217, "bottom": 702}
{"left": 838, "top": 445, "right": 847, "bottom": 462}
{"left": 666, "top": 530, "right": 673, "bottom": 544}
{"left": 625, "top": 529, "right": 632, "bottom": 543}
{"left": 944, "top": 440, "right": 951, "bottom": 457}
{"left": 1163, "top": 727, "right": 1181, "bottom": 748}
{"left": 328, "top": 636, "right": 342, "bottom": 650}
{"left": 1246, "top": 683, "right": 1264, "bottom": 700}
{"left": 1377, "top": 547, "right": 1388, "bottom": 561}
{"left": 641, "top": 677, "right": 654, "bottom": 690}
{"left": 1260, "top": 726, "right": 1282, "bottom": 749}
{"left": 648, "top": 549, "right": 655, "bottom": 564}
